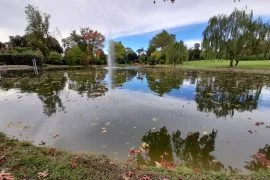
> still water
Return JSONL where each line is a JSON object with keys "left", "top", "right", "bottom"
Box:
{"left": 0, "top": 67, "right": 270, "bottom": 172}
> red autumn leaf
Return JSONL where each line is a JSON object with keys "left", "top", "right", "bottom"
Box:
{"left": 139, "top": 175, "right": 151, "bottom": 180}
{"left": 194, "top": 167, "right": 201, "bottom": 174}
{"left": 0, "top": 171, "right": 14, "bottom": 180}
{"left": 70, "top": 157, "right": 78, "bottom": 169}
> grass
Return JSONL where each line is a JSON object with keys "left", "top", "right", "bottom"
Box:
{"left": 1, "top": 133, "right": 270, "bottom": 179}
{"left": 182, "top": 60, "right": 270, "bottom": 70}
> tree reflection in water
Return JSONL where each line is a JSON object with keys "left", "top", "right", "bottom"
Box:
{"left": 195, "top": 72, "right": 263, "bottom": 117}
{"left": 67, "top": 69, "right": 108, "bottom": 98}
{"left": 0, "top": 71, "right": 66, "bottom": 117}
{"left": 144, "top": 69, "right": 269, "bottom": 117}
{"left": 0, "top": 69, "right": 109, "bottom": 117}
{"left": 146, "top": 68, "right": 185, "bottom": 96}
{"left": 245, "top": 144, "right": 270, "bottom": 171}
{"left": 110, "top": 68, "right": 137, "bottom": 88}
{"left": 139, "top": 126, "right": 224, "bottom": 171}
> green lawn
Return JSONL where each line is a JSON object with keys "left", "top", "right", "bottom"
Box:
{"left": 182, "top": 60, "right": 270, "bottom": 70}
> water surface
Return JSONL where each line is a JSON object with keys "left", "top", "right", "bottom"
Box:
{"left": 0, "top": 67, "right": 270, "bottom": 172}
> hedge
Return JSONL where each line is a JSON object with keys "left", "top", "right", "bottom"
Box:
{"left": 0, "top": 53, "right": 43, "bottom": 66}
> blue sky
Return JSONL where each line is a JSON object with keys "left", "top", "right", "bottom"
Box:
{"left": 114, "top": 23, "right": 206, "bottom": 51}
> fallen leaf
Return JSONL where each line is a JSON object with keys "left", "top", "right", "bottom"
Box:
{"left": 0, "top": 171, "right": 14, "bottom": 180}
{"left": 39, "top": 141, "right": 46, "bottom": 145}
{"left": 139, "top": 175, "right": 151, "bottom": 180}
{"left": 194, "top": 168, "right": 201, "bottom": 174}
{"left": 37, "top": 171, "right": 49, "bottom": 178}
{"left": 155, "top": 161, "right": 162, "bottom": 168}
{"left": 48, "top": 148, "right": 56, "bottom": 156}
{"left": 53, "top": 134, "right": 60, "bottom": 139}
{"left": 255, "top": 121, "right": 264, "bottom": 126}
{"left": 71, "top": 157, "right": 78, "bottom": 169}
{"left": 152, "top": 117, "right": 158, "bottom": 122}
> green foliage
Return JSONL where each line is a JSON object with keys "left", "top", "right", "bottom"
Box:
{"left": 149, "top": 30, "right": 176, "bottom": 50}
{"left": 126, "top": 47, "right": 138, "bottom": 63}
{"left": 62, "top": 28, "right": 105, "bottom": 65}
{"left": 113, "top": 41, "right": 127, "bottom": 64}
{"left": 64, "top": 46, "right": 83, "bottom": 65}
{"left": 47, "top": 51, "right": 62, "bottom": 64}
{"left": 203, "top": 8, "right": 270, "bottom": 66}
{"left": 25, "top": 4, "right": 50, "bottom": 57}
{"left": 138, "top": 54, "right": 148, "bottom": 64}
{"left": 165, "top": 41, "right": 188, "bottom": 65}
{"left": 0, "top": 50, "right": 43, "bottom": 66}
{"left": 149, "top": 50, "right": 165, "bottom": 65}
{"left": 9, "top": 35, "right": 27, "bottom": 48}
{"left": 189, "top": 43, "right": 202, "bottom": 61}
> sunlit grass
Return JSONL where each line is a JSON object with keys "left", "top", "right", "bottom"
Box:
{"left": 183, "top": 60, "right": 270, "bottom": 70}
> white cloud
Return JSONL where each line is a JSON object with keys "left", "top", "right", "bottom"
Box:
{"left": 0, "top": 0, "right": 270, "bottom": 42}
{"left": 184, "top": 39, "right": 202, "bottom": 49}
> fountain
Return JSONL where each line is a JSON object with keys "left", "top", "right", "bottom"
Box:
{"left": 106, "top": 40, "right": 115, "bottom": 88}
{"left": 107, "top": 40, "right": 115, "bottom": 67}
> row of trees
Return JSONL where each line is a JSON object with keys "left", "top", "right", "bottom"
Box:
{"left": 133, "top": 8, "right": 270, "bottom": 66}
{"left": 1, "top": 5, "right": 269, "bottom": 67}
{"left": 0, "top": 4, "right": 107, "bottom": 66}
{"left": 62, "top": 28, "right": 106, "bottom": 65}
{"left": 0, "top": 5, "right": 65, "bottom": 65}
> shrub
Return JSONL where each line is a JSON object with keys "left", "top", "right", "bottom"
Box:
{"left": 0, "top": 50, "right": 43, "bottom": 66}
{"left": 64, "top": 46, "right": 83, "bottom": 66}
{"left": 47, "top": 51, "right": 62, "bottom": 65}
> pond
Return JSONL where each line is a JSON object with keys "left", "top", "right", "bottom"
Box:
{"left": 0, "top": 67, "right": 270, "bottom": 173}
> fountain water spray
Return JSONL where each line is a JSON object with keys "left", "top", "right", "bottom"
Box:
{"left": 107, "top": 40, "right": 115, "bottom": 67}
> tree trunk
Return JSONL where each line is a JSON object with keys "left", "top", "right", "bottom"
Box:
{"left": 230, "top": 59, "right": 234, "bottom": 67}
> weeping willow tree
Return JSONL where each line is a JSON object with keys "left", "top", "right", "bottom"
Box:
{"left": 203, "top": 8, "right": 270, "bottom": 67}
{"left": 165, "top": 41, "right": 189, "bottom": 65}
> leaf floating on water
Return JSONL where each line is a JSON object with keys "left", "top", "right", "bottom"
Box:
{"left": 248, "top": 130, "right": 257, "bottom": 134}
{"left": 53, "top": 134, "right": 60, "bottom": 139}
{"left": 255, "top": 121, "right": 264, "bottom": 126}
{"left": 91, "top": 123, "right": 97, "bottom": 126}
{"left": 155, "top": 161, "right": 162, "bottom": 168}
{"left": 101, "top": 129, "right": 107, "bottom": 134}
{"left": 39, "top": 140, "right": 46, "bottom": 145}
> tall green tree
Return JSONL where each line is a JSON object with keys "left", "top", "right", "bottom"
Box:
{"left": 165, "top": 41, "right": 188, "bottom": 65}
{"left": 112, "top": 41, "right": 127, "bottom": 64}
{"left": 126, "top": 47, "right": 138, "bottom": 63}
{"left": 24, "top": 4, "right": 50, "bottom": 57}
{"left": 149, "top": 30, "right": 176, "bottom": 50}
{"left": 203, "top": 8, "right": 270, "bottom": 66}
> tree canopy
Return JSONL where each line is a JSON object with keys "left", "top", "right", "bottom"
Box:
{"left": 203, "top": 8, "right": 270, "bottom": 66}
